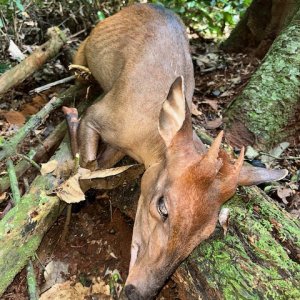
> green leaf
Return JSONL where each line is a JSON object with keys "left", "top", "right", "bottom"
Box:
{"left": 0, "top": 17, "right": 3, "bottom": 28}
{"left": 97, "top": 11, "right": 105, "bottom": 21}
{"left": 14, "top": 0, "right": 24, "bottom": 12}
{"left": 0, "top": 63, "right": 11, "bottom": 74}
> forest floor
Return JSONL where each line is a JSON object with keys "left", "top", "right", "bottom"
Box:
{"left": 0, "top": 3, "right": 299, "bottom": 300}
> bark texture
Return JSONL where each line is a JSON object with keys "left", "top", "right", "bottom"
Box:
{"left": 0, "top": 27, "right": 66, "bottom": 96}
{"left": 221, "top": 0, "right": 300, "bottom": 58}
{"left": 224, "top": 6, "right": 300, "bottom": 149}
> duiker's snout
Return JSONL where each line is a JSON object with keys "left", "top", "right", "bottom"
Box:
{"left": 124, "top": 284, "right": 145, "bottom": 300}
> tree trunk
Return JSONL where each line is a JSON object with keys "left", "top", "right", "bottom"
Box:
{"left": 221, "top": 0, "right": 300, "bottom": 58}
{"left": 224, "top": 6, "right": 300, "bottom": 149}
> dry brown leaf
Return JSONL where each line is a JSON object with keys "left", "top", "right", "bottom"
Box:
{"left": 41, "top": 160, "right": 58, "bottom": 175}
{"left": 40, "top": 280, "right": 110, "bottom": 300}
{"left": 54, "top": 159, "right": 75, "bottom": 179}
{"left": 202, "top": 99, "right": 219, "bottom": 111}
{"left": 204, "top": 117, "right": 223, "bottom": 129}
{"left": 191, "top": 103, "right": 202, "bottom": 116}
{"left": 56, "top": 174, "right": 85, "bottom": 203}
{"left": 0, "top": 192, "right": 7, "bottom": 203}
{"left": 218, "top": 207, "right": 230, "bottom": 235}
{"left": 3, "top": 111, "right": 26, "bottom": 125}
{"left": 80, "top": 164, "right": 144, "bottom": 192}
{"left": 277, "top": 187, "right": 293, "bottom": 204}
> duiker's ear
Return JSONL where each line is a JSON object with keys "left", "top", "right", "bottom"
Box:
{"left": 158, "top": 76, "right": 186, "bottom": 146}
{"left": 238, "top": 166, "right": 288, "bottom": 186}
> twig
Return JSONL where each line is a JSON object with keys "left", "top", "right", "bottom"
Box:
{"left": 0, "top": 201, "right": 12, "bottom": 220}
{"left": 26, "top": 260, "right": 38, "bottom": 300}
{"left": 6, "top": 159, "right": 21, "bottom": 205}
{"left": 260, "top": 152, "right": 300, "bottom": 161}
{"left": 29, "top": 75, "right": 76, "bottom": 94}
{"left": 68, "top": 28, "right": 87, "bottom": 40}
{"left": 17, "top": 154, "right": 41, "bottom": 170}
{"left": 0, "top": 84, "right": 83, "bottom": 162}
{"left": 0, "top": 85, "right": 93, "bottom": 193}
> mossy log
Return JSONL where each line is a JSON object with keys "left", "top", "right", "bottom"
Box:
{"left": 224, "top": 6, "right": 300, "bottom": 149}
{"left": 0, "top": 86, "right": 97, "bottom": 296}
{"left": 0, "top": 143, "right": 70, "bottom": 296}
{"left": 175, "top": 186, "right": 300, "bottom": 299}
{"left": 0, "top": 27, "right": 66, "bottom": 96}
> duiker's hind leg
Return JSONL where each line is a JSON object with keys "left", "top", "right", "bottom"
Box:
{"left": 97, "top": 145, "right": 125, "bottom": 169}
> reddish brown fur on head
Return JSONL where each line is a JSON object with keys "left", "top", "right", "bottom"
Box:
{"left": 125, "top": 77, "right": 287, "bottom": 300}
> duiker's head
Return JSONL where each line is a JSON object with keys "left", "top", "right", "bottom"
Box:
{"left": 124, "top": 77, "right": 287, "bottom": 300}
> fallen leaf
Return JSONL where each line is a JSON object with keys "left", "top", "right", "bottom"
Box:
{"left": 41, "top": 260, "right": 69, "bottom": 293}
{"left": 3, "top": 111, "right": 26, "bottom": 125}
{"left": 260, "top": 142, "right": 290, "bottom": 165}
{"left": 191, "top": 103, "right": 202, "bottom": 116}
{"left": 204, "top": 117, "right": 223, "bottom": 129}
{"left": 245, "top": 145, "right": 259, "bottom": 160}
{"left": 277, "top": 186, "right": 293, "bottom": 204}
{"left": 79, "top": 164, "right": 144, "bottom": 192}
{"left": 56, "top": 174, "right": 86, "bottom": 203}
{"left": 202, "top": 99, "right": 219, "bottom": 111}
{"left": 218, "top": 207, "right": 230, "bottom": 235}
{"left": 54, "top": 159, "right": 75, "bottom": 179}
{"left": 8, "top": 40, "right": 26, "bottom": 61}
{"left": 41, "top": 160, "right": 58, "bottom": 175}
{"left": 0, "top": 192, "right": 6, "bottom": 201}
{"left": 40, "top": 280, "right": 110, "bottom": 300}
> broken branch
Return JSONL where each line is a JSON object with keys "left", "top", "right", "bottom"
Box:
{"left": 0, "top": 84, "right": 85, "bottom": 162}
{"left": 0, "top": 27, "right": 67, "bottom": 96}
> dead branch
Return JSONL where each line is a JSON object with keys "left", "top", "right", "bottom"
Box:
{"left": 0, "top": 84, "right": 86, "bottom": 162}
{"left": 29, "top": 75, "right": 76, "bottom": 94}
{"left": 0, "top": 27, "right": 67, "bottom": 96}
{"left": 0, "top": 92, "right": 98, "bottom": 296}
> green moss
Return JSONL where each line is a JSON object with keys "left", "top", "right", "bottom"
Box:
{"left": 225, "top": 12, "right": 300, "bottom": 148}
{"left": 186, "top": 187, "right": 300, "bottom": 299}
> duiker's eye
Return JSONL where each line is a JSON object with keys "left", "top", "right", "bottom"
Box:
{"left": 157, "top": 197, "right": 168, "bottom": 220}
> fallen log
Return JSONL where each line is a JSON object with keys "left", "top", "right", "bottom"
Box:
{"left": 0, "top": 84, "right": 90, "bottom": 193}
{"left": 0, "top": 27, "right": 67, "bottom": 96}
{"left": 0, "top": 84, "right": 86, "bottom": 162}
{"left": 0, "top": 87, "right": 99, "bottom": 296}
{"left": 0, "top": 126, "right": 299, "bottom": 298}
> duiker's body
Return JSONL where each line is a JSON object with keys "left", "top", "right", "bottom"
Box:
{"left": 75, "top": 4, "right": 195, "bottom": 168}
{"left": 74, "top": 4, "right": 287, "bottom": 300}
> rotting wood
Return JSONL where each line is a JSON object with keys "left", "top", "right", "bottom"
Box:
{"left": 0, "top": 84, "right": 86, "bottom": 162}
{"left": 0, "top": 91, "right": 99, "bottom": 296}
{"left": 0, "top": 27, "right": 67, "bottom": 96}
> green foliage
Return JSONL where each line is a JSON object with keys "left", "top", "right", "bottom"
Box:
{"left": 151, "top": 0, "right": 252, "bottom": 36}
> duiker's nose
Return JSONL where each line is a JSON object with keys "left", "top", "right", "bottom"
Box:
{"left": 124, "top": 284, "right": 144, "bottom": 300}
